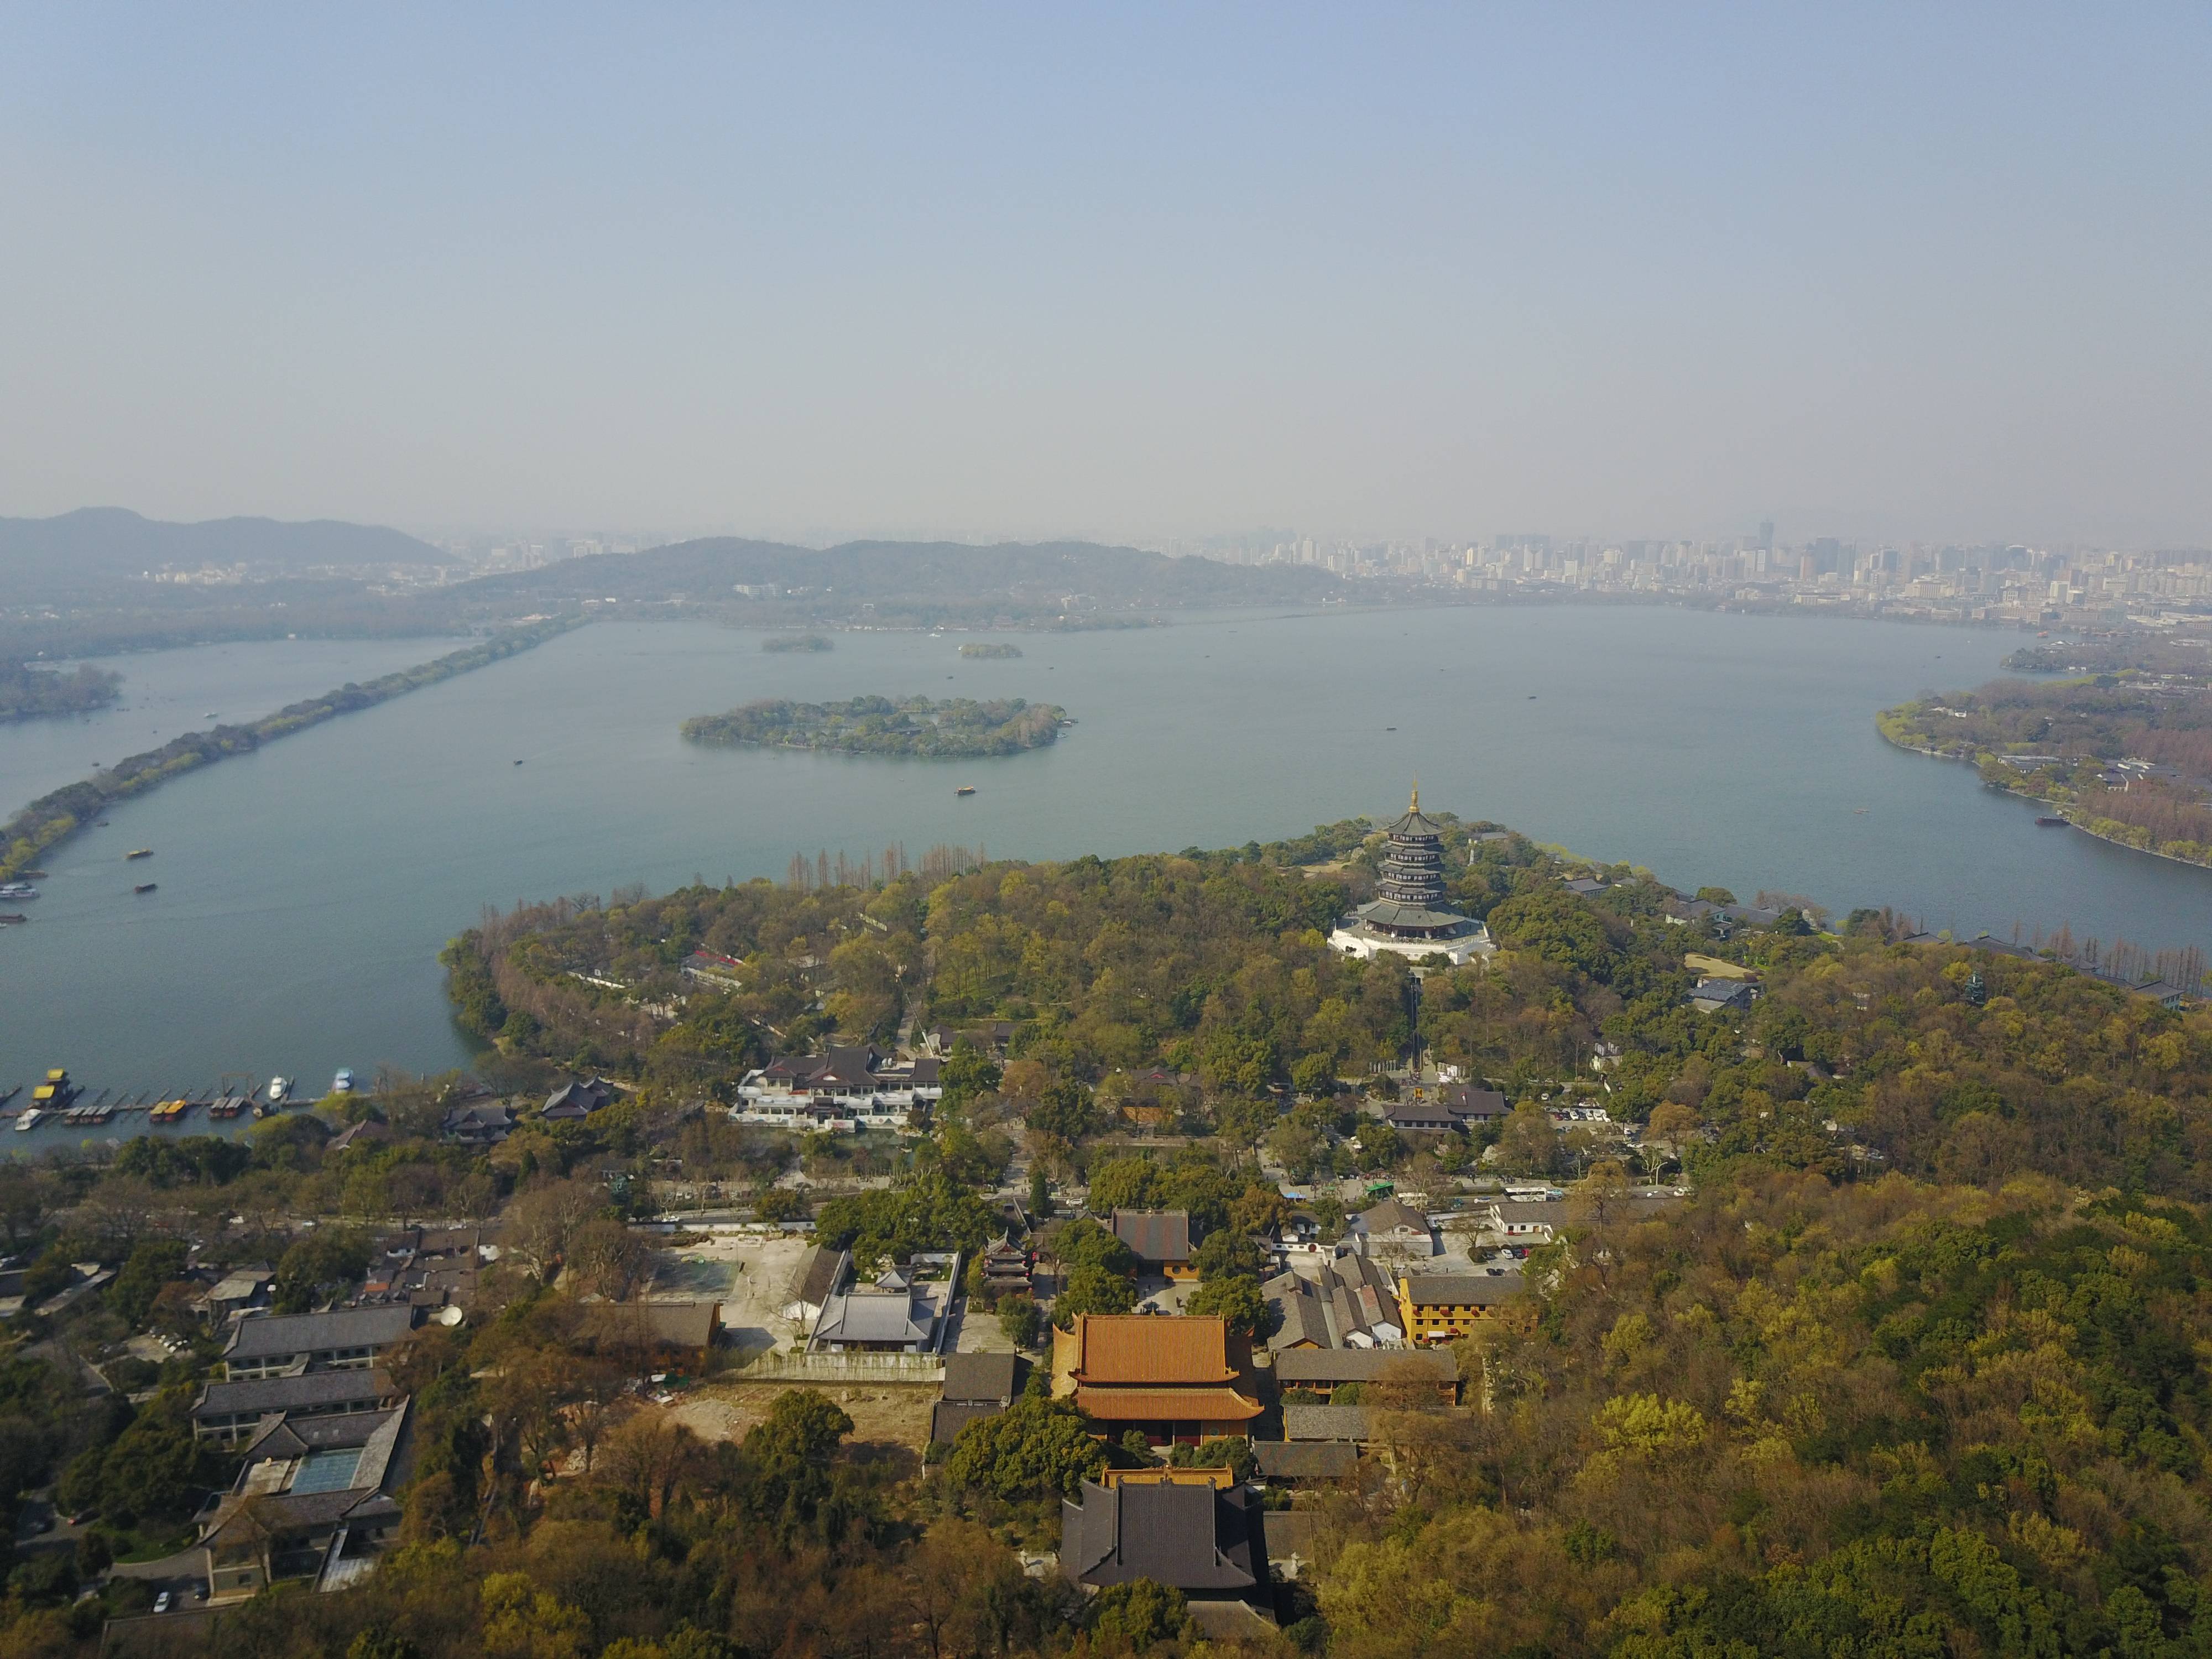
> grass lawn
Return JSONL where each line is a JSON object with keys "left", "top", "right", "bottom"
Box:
{"left": 114, "top": 1521, "right": 199, "bottom": 1564}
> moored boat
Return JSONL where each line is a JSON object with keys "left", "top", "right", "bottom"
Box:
{"left": 13, "top": 1109, "right": 42, "bottom": 1132}
{"left": 2035, "top": 815, "right": 2068, "bottom": 827}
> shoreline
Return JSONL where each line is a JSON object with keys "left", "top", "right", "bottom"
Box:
{"left": 1875, "top": 722, "right": 2212, "bottom": 877}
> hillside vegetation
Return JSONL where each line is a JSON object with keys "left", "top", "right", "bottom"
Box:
{"left": 457, "top": 535, "right": 1346, "bottom": 627}
{"left": 9, "top": 815, "right": 2212, "bottom": 1658}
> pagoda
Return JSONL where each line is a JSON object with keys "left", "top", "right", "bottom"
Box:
{"left": 1327, "top": 783, "right": 1495, "bottom": 967}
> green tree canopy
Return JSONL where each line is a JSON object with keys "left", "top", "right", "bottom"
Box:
{"left": 1054, "top": 1263, "right": 1138, "bottom": 1326}
{"left": 1185, "top": 1274, "right": 1271, "bottom": 1338}
{"left": 942, "top": 1395, "right": 1106, "bottom": 1498}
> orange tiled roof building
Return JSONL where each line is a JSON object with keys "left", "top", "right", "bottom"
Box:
{"left": 1052, "top": 1313, "right": 1263, "bottom": 1446}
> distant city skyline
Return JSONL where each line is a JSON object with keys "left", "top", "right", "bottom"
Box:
{"left": 4, "top": 7, "right": 2209, "bottom": 545}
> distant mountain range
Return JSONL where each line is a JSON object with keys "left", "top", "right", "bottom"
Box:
{"left": 0, "top": 507, "right": 453, "bottom": 582}
{"left": 0, "top": 514, "right": 1359, "bottom": 654}
{"left": 455, "top": 535, "right": 1345, "bottom": 620}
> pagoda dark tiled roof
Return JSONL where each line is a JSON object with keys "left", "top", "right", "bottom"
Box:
{"left": 1352, "top": 899, "right": 1474, "bottom": 932}
{"left": 1385, "top": 806, "right": 1448, "bottom": 838}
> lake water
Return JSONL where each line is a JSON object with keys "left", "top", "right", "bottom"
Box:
{"left": 0, "top": 638, "right": 457, "bottom": 808}
{"left": 7, "top": 607, "right": 2211, "bottom": 1146}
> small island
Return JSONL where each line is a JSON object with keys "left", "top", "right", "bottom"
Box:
{"left": 682, "top": 694, "right": 1067, "bottom": 757}
{"left": 958, "top": 641, "right": 1024, "bottom": 659}
{"left": 762, "top": 634, "right": 832, "bottom": 654}
{"left": 1, "top": 659, "right": 122, "bottom": 721}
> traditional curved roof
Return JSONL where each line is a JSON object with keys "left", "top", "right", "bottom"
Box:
{"left": 1352, "top": 899, "right": 1475, "bottom": 933}
{"left": 1385, "top": 806, "right": 1447, "bottom": 838}
{"left": 1073, "top": 1385, "right": 1264, "bottom": 1421}
{"left": 1061, "top": 1479, "right": 1264, "bottom": 1591}
{"left": 1067, "top": 1313, "right": 1238, "bottom": 1384}
{"left": 1384, "top": 781, "right": 1447, "bottom": 839}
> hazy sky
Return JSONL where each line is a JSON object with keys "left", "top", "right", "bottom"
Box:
{"left": 3, "top": 6, "right": 2208, "bottom": 547}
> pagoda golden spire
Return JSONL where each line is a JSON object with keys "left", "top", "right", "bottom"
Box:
{"left": 1410, "top": 777, "right": 1420, "bottom": 813}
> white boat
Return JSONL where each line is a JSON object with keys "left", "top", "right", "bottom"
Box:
{"left": 332, "top": 1068, "right": 354, "bottom": 1094}
{"left": 12, "top": 1109, "right": 41, "bottom": 1133}
{"left": 266, "top": 1076, "right": 290, "bottom": 1105}
{"left": 0, "top": 884, "right": 35, "bottom": 900}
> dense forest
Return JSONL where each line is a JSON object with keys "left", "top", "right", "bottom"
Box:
{"left": 446, "top": 820, "right": 2212, "bottom": 1198}
{"left": 0, "top": 661, "right": 121, "bottom": 721}
{"left": 680, "top": 696, "right": 1067, "bottom": 758}
{"left": 1880, "top": 676, "right": 2212, "bottom": 867}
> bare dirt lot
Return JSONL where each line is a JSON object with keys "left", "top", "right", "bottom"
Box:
{"left": 649, "top": 1232, "right": 813, "bottom": 1356}
{"left": 666, "top": 1380, "right": 940, "bottom": 1452}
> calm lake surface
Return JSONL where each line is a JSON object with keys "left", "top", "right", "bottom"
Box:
{"left": 0, "top": 637, "right": 454, "bottom": 808}
{"left": 7, "top": 607, "right": 2211, "bottom": 1142}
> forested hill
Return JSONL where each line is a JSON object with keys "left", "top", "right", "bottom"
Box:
{"left": 0, "top": 507, "right": 453, "bottom": 585}
{"left": 450, "top": 535, "right": 1348, "bottom": 623}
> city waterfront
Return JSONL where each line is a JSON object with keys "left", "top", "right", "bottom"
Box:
{"left": 6, "top": 606, "right": 2210, "bottom": 1138}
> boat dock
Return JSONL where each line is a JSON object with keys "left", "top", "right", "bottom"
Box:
{"left": 5, "top": 1078, "right": 284, "bottom": 1133}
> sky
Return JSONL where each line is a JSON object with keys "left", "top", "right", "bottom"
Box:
{"left": 2, "top": 5, "right": 2208, "bottom": 549}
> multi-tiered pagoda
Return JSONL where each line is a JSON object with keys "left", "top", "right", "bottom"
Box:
{"left": 1328, "top": 784, "right": 1495, "bottom": 967}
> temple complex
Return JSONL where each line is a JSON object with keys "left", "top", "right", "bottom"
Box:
{"left": 1327, "top": 785, "right": 1495, "bottom": 967}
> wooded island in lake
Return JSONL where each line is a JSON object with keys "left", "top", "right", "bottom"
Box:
{"left": 680, "top": 693, "right": 1067, "bottom": 757}
{"left": 0, "top": 659, "right": 121, "bottom": 721}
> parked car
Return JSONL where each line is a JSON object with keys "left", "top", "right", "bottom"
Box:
{"left": 154, "top": 1592, "right": 173, "bottom": 1614}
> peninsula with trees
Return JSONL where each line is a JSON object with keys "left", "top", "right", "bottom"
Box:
{"left": 1879, "top": 669, "right": 2212, "bottom": 868}
{"left": 680, "top": 694, "right": 1067, "bottom": 758}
